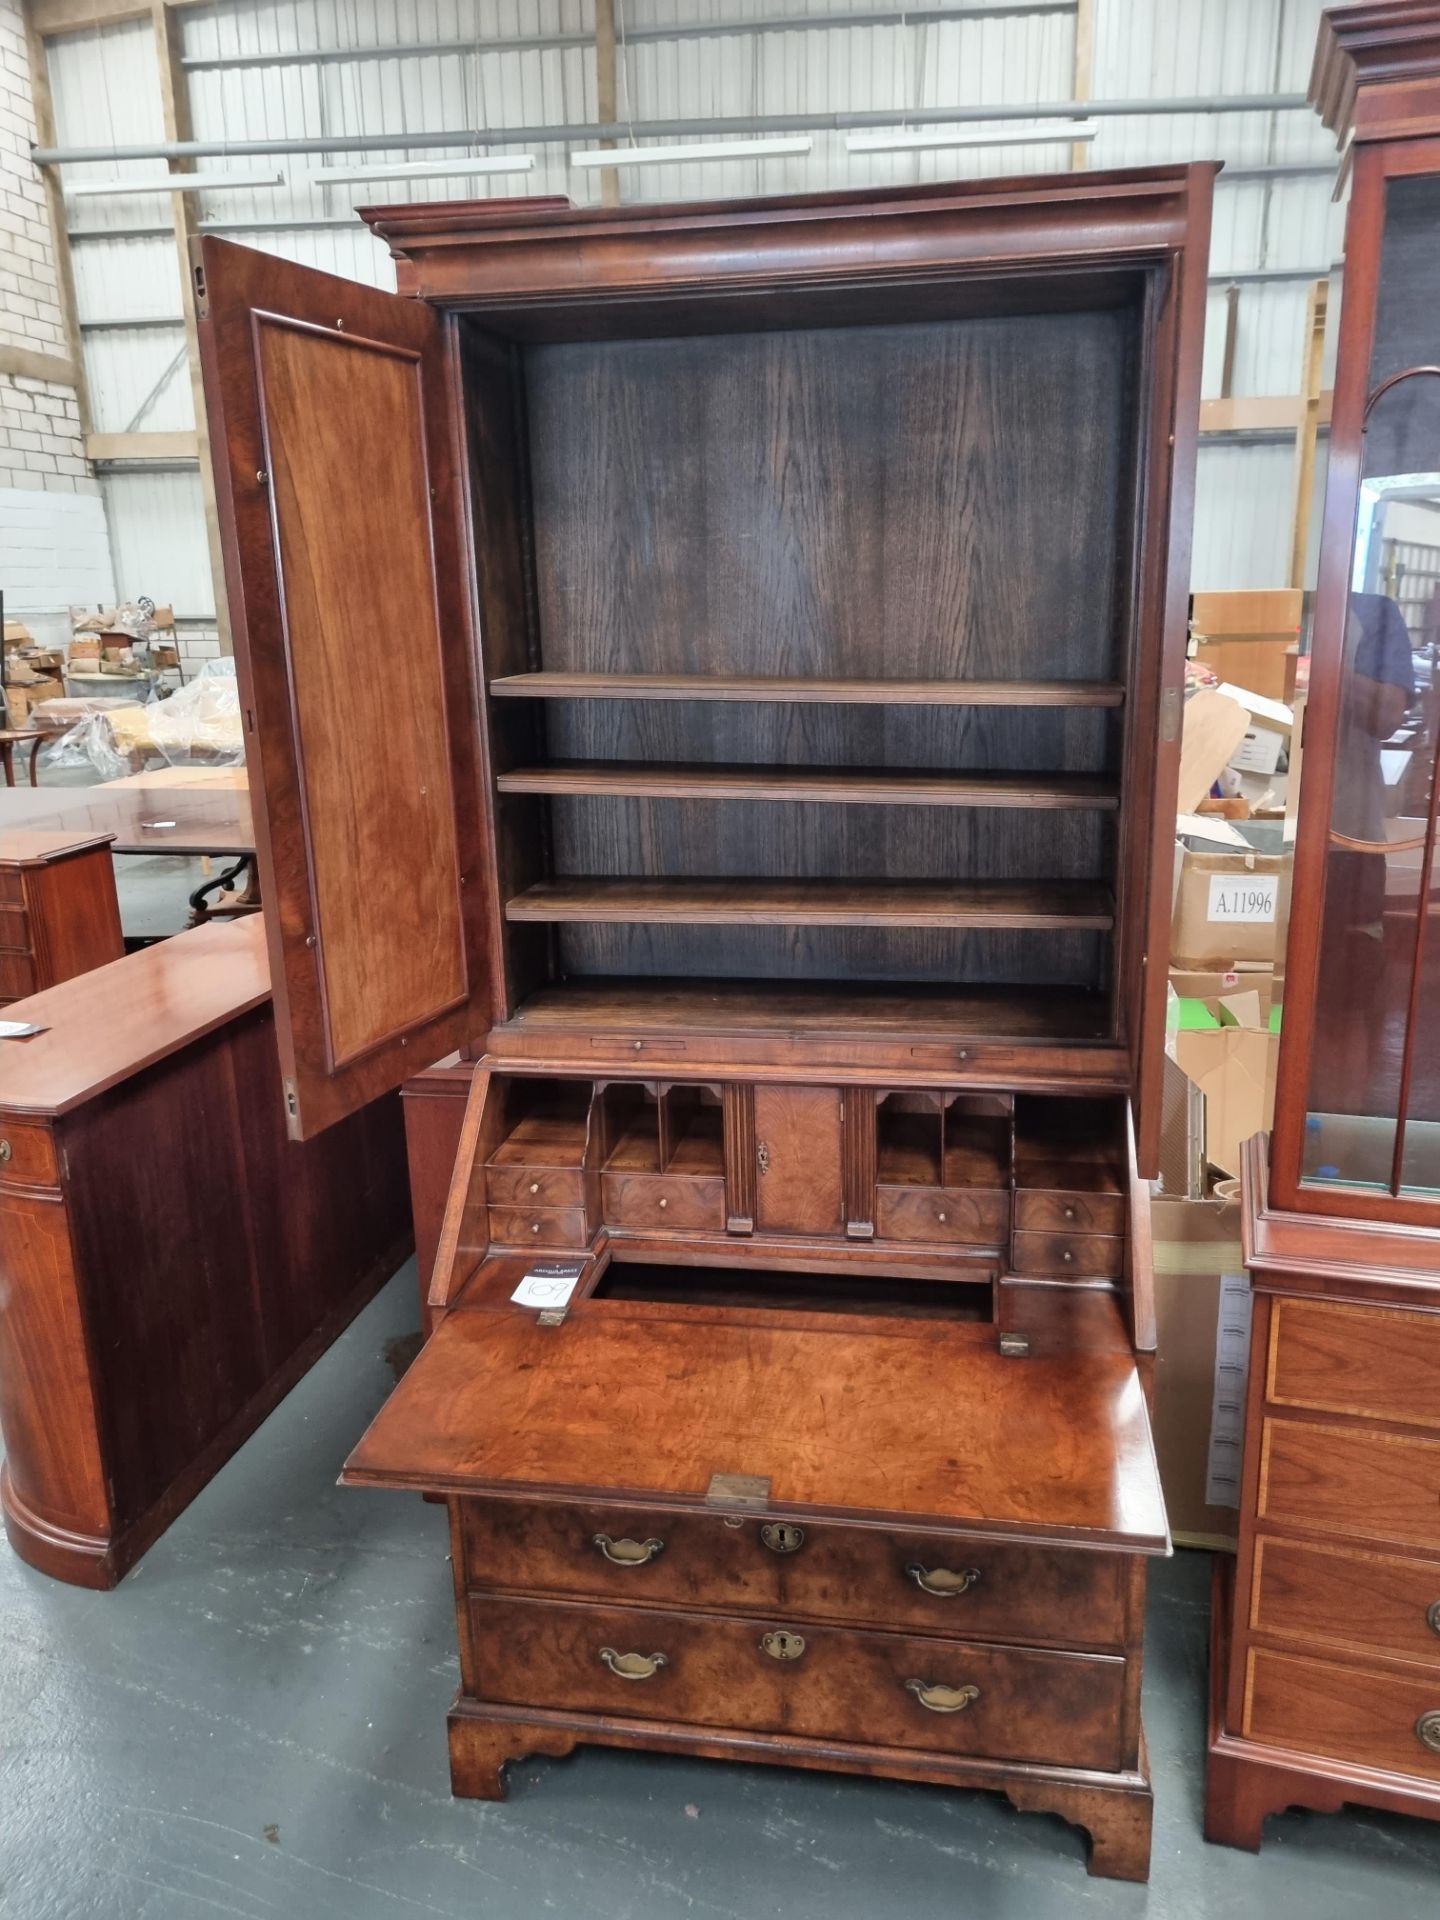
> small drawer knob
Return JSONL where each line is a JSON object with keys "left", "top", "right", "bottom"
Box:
{"left": 659, "top": 1196, "right": 668, "bottom": 1209}
{"left": 1428, "top": 1600, "right": 1440, "bottom": 1637}
{"left": 531, "top": 1223, "right": 541, "bottom": 1234}
{"left": 936, "top": 1210, "right": 947, "bottom": 1223}
{"left": 1062, "top": 1249, "right": 1074, "bottom": 1263}
{"left": 529, "top": 1181, "right": 540, "bottom": 1194}
{"left": 0, "top": 1139, "right": 10, "bottom": 1164}
{"left": 632, "top": 1041, "right": 644, "bottom": 1052}
{"left": 1063, "top": 1205, "right": 1077, "bottom": 1221}
{"left": 1416, "top": 1710, "right": 1440, "bottom": 1755}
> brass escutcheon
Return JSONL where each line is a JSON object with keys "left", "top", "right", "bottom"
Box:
{"left": 0, "top": 1139, "right": 11, "bottom": 1163}
{"left": 756, "top": 1140, "right": 770, "bottom": 1175}
{"left": 599, "top": 1647, "right": 668, "bottom": 1681}
{"left": 1427, "top": 1599, "right": 1440, "bottom": 1637}
{"left": 760, "top": 1629, "right": 806, "bottom": 1661}
{"left": 760, "top": 1522, "right": 806, "bottom": 1555}
{"left": 592, "top": 1533, "right": 664, "bottom": 1567}
{"left": 906, "top": 1679, "right": 980, "bottom": 1714}
{"left": 905, "top": 1563, "right": 981, "bottom": 1598}
{"left": 1417, "top": 1710, "right": 1440, "bottom": 1755}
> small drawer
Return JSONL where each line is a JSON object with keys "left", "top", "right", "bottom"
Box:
{"left": 875, "top": 1186, "right": 1008, "bottom": 1246}
{"left": 1259, "top": 1418, "right": 1440, "bottom": 1552}
{"left": 459, "top": 1500, "right": 1128, "bottom": 1652}
{"left": 1269, "top": 1298, "right": 1440, "bottom": 1431}
{"left": 1014, "top": 1189, "right": 1125, "bottom": 1235}
{"left": 487, "top": 1206, "right": 588, "bottom": 1249}
{"left": 1252, "top": 1536, "right": 1440, "bottom": 1670}
{"left": 0, "top": 869, "right": 22, "bottom": 906}
{"left": 0, "top": 951, "right": 36, "bottom": 1001}
{"left": 0, "top": 1120, "right": 60, "bottom": 1189}
{"left": 466, "top": 1593, "right": 1127, "bottom": 1768}
{"left": 1012, "top": 1229, "right": 1122, "bottom": 1278}
{"left": 603, "top": 1172, "right": 725, "bottom": 1233}
{"left": 1246, "top": 1645, "right": 1440, "bottom": 1782}
{"left": 486, "top": 1165, "right": 584, "bottom": 1208}
{"left": 0, "top": 905, "right": 30, "bottom": 953}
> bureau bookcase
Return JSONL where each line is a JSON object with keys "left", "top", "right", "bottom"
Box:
{"left": 197, "top": 168, "right": 1212, "bottom": 1882}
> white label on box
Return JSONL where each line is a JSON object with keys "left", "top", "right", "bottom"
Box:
{"left": 511, "top": 1261, "right": 585, "bottom": 1311}
{"left": 1206, "top": 1273, "right": 1252, "bottom": 1508}
{"left": 1207, "top": 872, "right": 1277, "bottom": 924}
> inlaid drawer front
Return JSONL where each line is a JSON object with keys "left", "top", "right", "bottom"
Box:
{"left": 602, "top": 1172, "right": 725, "bottom": 1233}
{"left": 459, "top": 1501, "right": 1129, "bottom": 1650}
{"left": 875, "top": 1186, "right": 1008, "bottom": 1246}
{"left": 0, "top": 905, "right": 29, "bottom": 953}
{"left": 1014, "top": 1190, "right": 1124, "bottom": 1235}
{"left": 1253, "top": 1536, "right": 1440, "bottom": 1670}
{"left": 0, "top": 869, "right": 22, "bottom": 906}
{"left": 1011, "top": 1229, "right": 1122, "bottom": 1279}
{"left": 487, "top": 1206, "right": 588, "bottom": 1249}
{"left": 0, "top": 951, "right": 36, "bottom": 1001}
{"left": 486, "top": 1165, "right": 584, "bottom": 1209}
{"left": 1259, "top": 1418, "right": 1440, "bottom": 1551}
{"left": 0, "top": 1120, "right": 60, "bottom": 1190}
{"left": 1246, "top": 1646, "right": 1440, "bottom": 1782}
{"left": 1269, "top": 1298, "right": 1440, "bottom": 1430}
{"left": 466, "top": 1594, "right": 1127, "bottom": 1767}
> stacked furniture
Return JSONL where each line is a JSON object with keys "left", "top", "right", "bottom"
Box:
{"left": 0, "top": 827, "right": 122, "bottom": 1006}
{"left": 0, "top": 918, "right": 410, "bottom": 1588}
{"left": 1206, "top": 0, "right": 1440, "bottom": 1852}
{"left": 196, "top": 167, "right": 1212, "bottom": 1881}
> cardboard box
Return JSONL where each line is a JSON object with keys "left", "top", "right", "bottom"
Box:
{"left": 1168, "top": 1026, "right": 1276, "bottom": 1179}
{"left": 1171, "top": 847, "right": 1282, "bottom": 968}
{"left": 1189, "top": 589, "right": 1303, "bottom": 704}
{"left": 1169, "top": 967, "right": 1275, "bottom": 1025}
{"left": 1152, "top": 1193, "right": 1249, "bottom": 1549}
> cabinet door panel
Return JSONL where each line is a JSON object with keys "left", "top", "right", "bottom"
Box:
{"left": 754, "top": 1085, "right": 843, "bottom": 1235}
{"left": 197, "top": 237, "right": 490, "bottom": 1138}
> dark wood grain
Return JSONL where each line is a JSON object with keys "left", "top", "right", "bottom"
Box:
{"left": 491, "top": 672, "right": 1126, "bottom": 707}
{"left": 496, "top": 760, "right": 1120, "bottom": 809}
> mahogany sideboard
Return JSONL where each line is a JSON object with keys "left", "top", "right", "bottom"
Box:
{"left": 0, "top": 916, "right": 411, "bottom": 1589}
{"left": 0, "top": 827, "right": 123, "bottom": 1006}
{"left": 1206, "top": 2, "right": 1440, "bottom": 1853}
{"left": 196, "top": 166, "right": 1213, "bottom": 1880}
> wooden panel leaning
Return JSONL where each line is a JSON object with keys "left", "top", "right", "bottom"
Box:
{"left": 0, "top": 919, "right": 411, "bottom": 1589}
{"left": 197, "top": 161, "right": 1214, "bottom": 1883}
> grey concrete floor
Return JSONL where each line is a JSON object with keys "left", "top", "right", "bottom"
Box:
{"left": 5, "top": 1264, "right": 1440, "bottom": 1919}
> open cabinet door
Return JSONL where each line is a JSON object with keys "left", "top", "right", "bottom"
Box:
{"left": 195, "top": 238, "right": 491, "bottom": 1139}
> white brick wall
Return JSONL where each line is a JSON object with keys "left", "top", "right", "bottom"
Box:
{"left": 0, "top": 0, "right": 113, "bottom": 614}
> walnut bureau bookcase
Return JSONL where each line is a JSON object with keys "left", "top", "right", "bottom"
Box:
{"left": 1206, "top": 3, "right": 1440, "bottom": 1854}
{"left": 196, "top": 169, "right": 1213, "bottom": 1883}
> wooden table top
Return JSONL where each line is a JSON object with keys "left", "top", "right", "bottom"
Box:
{"left": 0, "top": 916, "right": 269, "bottom": 1117}
{"left": 0, "top": 777, "right": 253, "bottom": 856}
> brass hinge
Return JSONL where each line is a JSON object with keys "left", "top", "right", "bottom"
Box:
{"left": 706, "top": 1471, "right": 771, "bottom": 1511}
{"left": 998, "top": 1332, "right": 1031, "bottom": 1358}
{"left": 1161, "top": 685, "right": 1182, "bottom": 743}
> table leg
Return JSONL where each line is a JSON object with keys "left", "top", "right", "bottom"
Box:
{"left": 26, "top": 738, "right": 39, "bottom": 787}
{"left": 0, "top": 741, "right": 13, "bottom": 788}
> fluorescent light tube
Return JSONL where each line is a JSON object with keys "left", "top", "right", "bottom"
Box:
{"left": 845, "top": 120, "right": 1099, "bottom": 155}
{"left": 571, "top": 136, "right": 813, "bottom": 169}
{"left": 68, "top": 170, "right": 286, "bottom": 196}
{"left": 313, "top": 155, "right": 536, "bottom": 185}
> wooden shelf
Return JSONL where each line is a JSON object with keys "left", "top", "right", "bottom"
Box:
{"left": 496, "top": 761, "right": 1119, "bottom": 811}
{"left": 505, "top": 877, "right": 1113, "bottom": 930}
{"left": 490, "top": 671, "right": 1125, "bottom": 708}
{"left": 498, "top": 978, "right": 1115, "bottom": 1046}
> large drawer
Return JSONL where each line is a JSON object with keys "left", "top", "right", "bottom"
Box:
{"left": 875, "top": 1186, "right": 1008, "bottom": 1245}
{"left": 0, "top": 1120, "right": 60, "bottom": 1190}
{"left": 1269, "top": 1298, "right": 1440, "bottom": 1431}
{"left": 459, "top": 1500, "right": 1128, "bottom": 1650}
{"left": 0, "top": 951, "right": 36, "bottom": 1000}
{"left": 0, "top": 905, "right": 29, "bottom": 953}
{"left": 1259, "top": 1418, "right": 1440, "bottom": 1551}
{"left": 486, "top": 1165, "right": 584, "bottom": 1209}
{"left": 1252, "top": 1535, "right": 1440, "bottom": 1671}
{"left": 466, "top": 1592, "right": 1127, "bottom": 1767}
{"left": 603, "top": 1172, "right": 725, "bottom": 1233}
{"left": 1246, "top": 1646, "right": 1440, "bottom": 1783}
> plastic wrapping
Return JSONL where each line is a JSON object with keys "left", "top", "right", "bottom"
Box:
{"left": 31, "top": 661, "right": 245, "bottom": 782}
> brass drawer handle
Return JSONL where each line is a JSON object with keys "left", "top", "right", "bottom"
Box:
{"left": 761, "top": 1629, "right": 806, "bottom": 1660}
{"left": 1417, "top": 1710, "right": 1440, "bottom": 1754}
{"left": 592, "top": 1532, "right": 664, "bottom": 1567}
{"left": 0, "top": 1139, "right": 10, "bottom": 1164}
{"left": 599, "top": 1647, "right": 668, "bottom": 1681}
{"left": 760, "top": 1522, "right": 805, "bottom": 1554}
{"left": 906, "top": 1679, "right": 980, "bottom": 1714}
{"left": 1427, "top": 1600, "right": 1440, "bottom": 1637}
{"left": 905, "top": 1563, "right": 981, "bottom": 1598}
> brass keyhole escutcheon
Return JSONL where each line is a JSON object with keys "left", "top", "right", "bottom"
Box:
{"left": 757, "top": 1140, "right": 770, "bottom": 1175}
{"left": 761, "top": 1629, "right": 806, "bottom": 1661}
{"left": 1416, "top": 1709, "right": 1440, "bottom": 1754}
{"left": 761, "top": 1522, "right": 805, "bottom": 1555}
